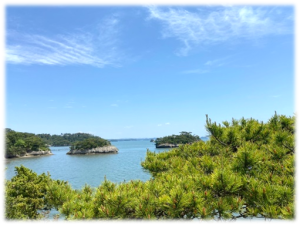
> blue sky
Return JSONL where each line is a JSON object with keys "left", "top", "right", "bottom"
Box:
{"left": 5, "top": 5, "right": 294, "bottom": 139}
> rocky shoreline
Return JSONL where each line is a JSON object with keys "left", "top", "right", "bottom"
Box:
{"left": 66, "top": 145, "right": 119, "bottom": 155}
{"left": 155, "top": 143, "right": 181, "bottom": 148}
{"left": 6, "top": 150, "right": 53, "bottom": 158}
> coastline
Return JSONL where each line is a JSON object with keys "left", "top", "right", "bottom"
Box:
{"left": 5, "top": 151, "right": 53, "bottom": 159}
{"left": 66, "top": 145, "right": 119, "bottom": 155}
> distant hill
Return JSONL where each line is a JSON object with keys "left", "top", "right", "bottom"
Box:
{"left": 108, "top": 138, "right": 156, "bottom": 142}
{"left": 36, "top": 133, "right": 97, "bottom": 146}
{"left": 108, "top": 136, "right": 210, "bottom": 142}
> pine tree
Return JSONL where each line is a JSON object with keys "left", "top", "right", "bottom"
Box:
{"left": 5, "top": 113, "right": 295, "bottom": 220}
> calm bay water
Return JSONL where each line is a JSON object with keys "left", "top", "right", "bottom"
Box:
{"left": 5, "top": 139, "right": 270, "bottom": 221}
{"left": 5, "top": 140, "right": 168, "bottom": 190}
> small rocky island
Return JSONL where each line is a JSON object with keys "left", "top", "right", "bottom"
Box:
{"left": 66, "top": 137, "right": 118, "bottom": 155}
{"left": 156, "top": 143, "right": 180, "bottom": 148}
{"left": 155, "top": 131, "right": 201, "bottom": 148}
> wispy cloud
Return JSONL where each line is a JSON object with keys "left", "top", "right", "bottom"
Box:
{"left": 110, "top": 104, "right": 118, "bottom": 107}
{"left": 205, "top": 55, "right": 234, "bottom": 67}
{"left": 6, "top": 17, "right": 123, "bottom": 67}
{"left": 165, "top": 122, "right": 170, "bottom": 125}
{"left": 157, "top": 124, "right": 162, "bottom": 127}
{"left": 147, "top": 6, "right": 293, "bottom": 56}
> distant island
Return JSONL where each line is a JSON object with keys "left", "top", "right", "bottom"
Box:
{"left": 66, "top": 137, "right": 118, "bottom": 155}
{"left": 109, "top": 138, "right": 156, "bottom": 142}
{"left": 155, "top": 131, "right": 201, "bottom": 148}
{"left": 36, "top": 132, "right": 97, "bottom": 146}
{"left": 5, "top": 128, "right": 52, "bottom": 158}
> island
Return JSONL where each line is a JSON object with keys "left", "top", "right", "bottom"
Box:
{"left": 66, "top": 137, "right": 118, "bottom": 155}
{"left": 5, "top": 128, "right": 52, "bottom": 158}
{"left": 36, "top": 132, "right": 98, "bottom": 146}
{"left": 155, "top": 131, "right": 201, "bottom": 148}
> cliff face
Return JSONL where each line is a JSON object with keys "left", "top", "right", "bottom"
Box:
{"left": 66, "top": 145, "right": 118, "bottom": 155}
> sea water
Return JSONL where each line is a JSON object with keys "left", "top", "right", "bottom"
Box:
{"left": 4, "top": 139, "right": 271, "bottom": 221}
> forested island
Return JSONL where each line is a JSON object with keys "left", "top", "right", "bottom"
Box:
{"left": 155, "top": 131, "right": 201, "bottom": 148}
{"left": 36, "top": 132, "right": 97, "bottom": 146}
{"left": 67, "top": 137, "right": 118, "bottom": 154}
{"left": 5, "top": 130, "right": 117, "bottom": 157}
{"left": 5, "top": 129, "right": 52, "bottom": 158}
{"left": 5, "top": 113, "right": 295, "bottom": 220}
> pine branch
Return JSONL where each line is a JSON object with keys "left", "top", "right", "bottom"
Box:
{"left": 283, "top": 142, "right": 294, "bottom": 154}
{"left": 212, "top": 134, "right": 227, "bottom": 147}
{"left": 206, "top": 115, "right": 227, "bottom": 147}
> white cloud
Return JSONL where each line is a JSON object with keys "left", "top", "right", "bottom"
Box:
{"left": 165, "top": 122, "right": 170, "bottom": 125}
{"left": 110, "top": 104, "right": 118, "bottom": 107}
{"left": 147, "top": 6, "right": 293, "bottom": 56}
{"left": 6, "top": 17, "right": 123, "bottom": 67}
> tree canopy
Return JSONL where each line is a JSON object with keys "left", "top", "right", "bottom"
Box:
{"left": 5, "top": 113, "right": 295, "bottom": 220}
{"left": 5, "top": 129, "right": 50, "bottom": 158}
{"left": 155, "top": 131, "right": 201, "bottom": 147}
{"left": 37, "top": 132, "right": 96, "bottom": 146}
{"left": 70, "top": 137, "right": 111, "bottom": 150}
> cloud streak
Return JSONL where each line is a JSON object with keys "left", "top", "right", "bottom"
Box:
{"left": 147, "top": 6, "right": 293, "bottom": 56}
{"left": 205, "top": 55, "right": 235, "bottom": 67}
{"left": 6, "top": 17, "right": 123, "bottom": 67}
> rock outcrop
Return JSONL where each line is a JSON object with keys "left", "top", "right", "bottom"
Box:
{"left": 155, "top": 143, "right": 180, "bottom": 148}
{"left": 66, "top": 145, "right": 118, "bottom": 155}
{"left": 6, "top": 150, "right": 53, "bottom": 158}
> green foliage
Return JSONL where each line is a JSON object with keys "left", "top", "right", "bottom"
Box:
{"left": 5, "top": 113, "right": 295, "bottom": 220}
{"left": 155, "top": 131, "right": 201, "bottom": 147}
{"left": 70, "top": 137, "right": 111, "bottom": 150}
{"left": 5, "top": 166, "right": 51, "bottom": 219}
{"left": 5, "top": 129, "right": 50, "bottom": 158}
{"left": 37, "top": 132, "right": 97, "bottom": 146}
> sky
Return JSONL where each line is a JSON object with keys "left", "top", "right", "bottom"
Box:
{"left": 5, "top": 5, "right": 295, "bottom": 139}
